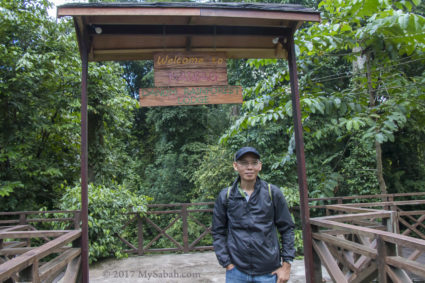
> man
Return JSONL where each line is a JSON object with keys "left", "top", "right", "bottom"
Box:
{"left": 212, "top": 147, "right": 295, "bottom": 283}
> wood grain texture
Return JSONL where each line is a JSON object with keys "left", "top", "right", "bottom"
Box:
{"left": 154, "top": 68, "right": 228, "bottom": 87}
{"left": 139, "top": 86, "right": 242, "bottom": 107}
{"left": 0, "top": 230, "right": 80, "bottom": 282}
{"left": 154, "top": 52, "right": 227, "bottom": 69}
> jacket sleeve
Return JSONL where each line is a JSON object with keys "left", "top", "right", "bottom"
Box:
{"left": 211, "top": 189, "right": 231, "bottom": 268}
{"left": 272, "top": 186, "right": 296, "bottom": 262}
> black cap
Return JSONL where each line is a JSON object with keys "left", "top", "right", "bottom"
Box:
{"left": 234, "top": 147, "right": 260, "bottom": 161}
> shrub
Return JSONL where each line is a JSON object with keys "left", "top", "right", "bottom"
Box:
{"left": 57, "top": 182, "right": 150, "bottom": 263}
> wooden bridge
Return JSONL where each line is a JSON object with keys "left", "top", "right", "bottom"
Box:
{"left": 0, "top": 211, "right": 81, "bottom": 283}
{"left": 309, "top": 193, "right": 425, "bottom": 282}
{"left": 1, "top": 192, "right": 425, "bottom": 282}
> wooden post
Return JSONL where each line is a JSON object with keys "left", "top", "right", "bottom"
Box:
{"left": 19, "top": 213, "right": 27, "bottom": 225}
{"left": 287, "top": 31, "right": 315, "bottom": 283}
{"left": 19, "top": 260, "right": 41, "bottom": 283}
{"left": 390, "top": 207, "right": 402, "bottom": 256}
{"left": 182, "top": 204, "right": 189, "bottom": 253}
{"left": 75, "top": 17, "right": 90, "bottom": 283}
{"left": 311, "top": 225, "right": 323, "bottom": 282}
{"left": 32, "top": 259, "right": 40, "bottom": 283}
{"left": 137, "top": 214, "right": 144, "bottom": 256}
{"left": 19, "top": 213, "right": 30, "bottom": 247}
{"left": 74, "top": 211, "right": 81, "bottom": 230}
{"left": 376, "top": 235, "right": 398, "bottom": 283}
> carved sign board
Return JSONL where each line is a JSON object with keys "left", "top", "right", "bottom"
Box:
{"left": 139, "top": 86, "right": 242, "bottom": 107}
{"left": 154, "top": 52, "right": 228, "bottom": 87}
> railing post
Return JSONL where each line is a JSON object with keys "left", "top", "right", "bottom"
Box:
{"left": 137, "top": 214, "right": 144, "bottom": 256}
{"left": 376, "top": 235, "right": 397, "bottom": 283}
{"left": 390, "top": 205, "right": 402, "bottom": 256}
{"left": 19, "top": 213, "right": 27, "bottom": 225}
{"left": 181, "top": 204, "right": 189, "bottom": 253}
{"left": 73, "top": 211, "right": 81, "bottom": 230}
{"left": 311, "top": 225, "right": 323, "bottom": 282}
{"left": 19, "top": 260, "right": 40, "bottom": 283}
{"left": 376, "top": 235, "right": 388, "bottom": 283}
{"left": 19, "top": 213, "right": 31, "bottom": 247}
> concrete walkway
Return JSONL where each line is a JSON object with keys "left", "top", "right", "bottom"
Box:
{"left": 90, "top": 252, "right": 331, "bottom": 283}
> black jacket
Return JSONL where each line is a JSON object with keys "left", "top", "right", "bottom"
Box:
{"left": 212, "top": 177, "right": 295, "bottom": 275}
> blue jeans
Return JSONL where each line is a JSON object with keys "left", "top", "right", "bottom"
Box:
{"left": 226, "top": 266, "right": 277, "bottom": 283}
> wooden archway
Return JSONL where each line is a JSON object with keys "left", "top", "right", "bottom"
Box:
{"left": 57, "top": 3, "right": 320, "bottom": 282}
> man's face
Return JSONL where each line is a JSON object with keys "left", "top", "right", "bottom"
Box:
{"left": 233, "top": 153, "right": 262, "bottom": 182}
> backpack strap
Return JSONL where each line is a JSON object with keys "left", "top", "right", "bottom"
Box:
{"left": 268, "top": 183, "right": 272, "bottom": 201}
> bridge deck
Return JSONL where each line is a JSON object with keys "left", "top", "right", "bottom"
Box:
{"left": 89, "top": 251, "right": 331, "bottom": 283}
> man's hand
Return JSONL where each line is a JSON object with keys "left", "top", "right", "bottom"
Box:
{"left": 271, "top": 262, "right": 291, "bottom": 283}
{"left": 226, "top": 264, "right": 235, "bottom": 271}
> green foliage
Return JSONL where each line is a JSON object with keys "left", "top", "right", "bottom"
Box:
{"left": 0, "top": 0, "right": 138, "bottom": 210}
{"left": 191, "top": 145, "right": 234, "bottom": 201}
{"left": 56, "top": 182, "right": 150, "bottom": 263}
{"left": 219, "top": 0, "right": 425, "bottom": 200}
{"left": 2, "top": 0, "right": 425, "bottom": 262}
{"left": 0, "top": 0, "right": 81, "bottom": 208}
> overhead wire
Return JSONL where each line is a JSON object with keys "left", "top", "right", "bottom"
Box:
{"left": 297, "top": 44, "right": 424, "bottom": 77}
{"left": 329, "top": 81, "right": 425, "bottom": 98}
{"left": 308, "top": 56, "right": 425, "bottom": 84}
{"left": 297, "top": 53, "right": 417, "bottom": 80}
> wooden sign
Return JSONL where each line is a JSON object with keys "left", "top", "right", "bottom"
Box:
{"left": 139, "top": 86, "right": 242, "bottom": 107}
{"left": 154, "top": 52, "right": 228, "bottom": 87}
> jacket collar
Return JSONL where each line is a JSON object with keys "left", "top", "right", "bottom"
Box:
{"left": 231, "top": 176, "right": 262, "bottom": 197}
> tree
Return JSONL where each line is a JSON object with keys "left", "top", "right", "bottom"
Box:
{"left": 0, "top": 0, "right": 81, "bottom": 207}
{"left": 219, "top": 0, "right": 425, "bottom": 198}
{"left": 0, "top": 0, "right": 138, "bottom": 210}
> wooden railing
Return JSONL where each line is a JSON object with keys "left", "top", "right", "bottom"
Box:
{"left": 0, "top": 211, "right": 81, "bottom": 283}
{"left": 0, "top": 210, "right": 81, "bottom": 230}
{"left": 113, "top": 193, "right": 425, "bottom": 258}
{"left": 2, "top": 193, "right": 425, "bottom": 282}
{"left": 311, "top": 199, "right": 425, "bottom": 282}
{"left": 116, "top": 202, "right": 214, "bottom": 255}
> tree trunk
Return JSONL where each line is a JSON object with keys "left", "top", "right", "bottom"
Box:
{"left": 366, "top": 54, "right": 388, "bottom": 196}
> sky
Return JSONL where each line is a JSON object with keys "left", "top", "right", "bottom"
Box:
{"left": 48, "top": 0, "right": 87, "bottom": 18}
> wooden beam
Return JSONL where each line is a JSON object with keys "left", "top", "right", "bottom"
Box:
{"left": 58, "top": 7, "right": 201, "bottom": 17}
{"left": 91, "top": 48, "right": 287, "bottom": 61}
{"left": 407, "top": 249, "right": 422, "bottom": 261}
{"left": 39, "top": 248, "right": 81, "bottom": 281}
{"left": 349, "top": 262, "right": 377, "bottom": 283}
{"left": 61, "top": 256, "right": 81, "bottom": 283}
{"left": 312, "top": 240, "right": 348, "bottom": 283}
{"left": 399, "top": 217, "right": 425, "bottom": 239}
{"left": 330, "top": 199, "right": 425, "bottom": 208}
{"left": 311, "top": 218, "right": 425, "bottom": 252}
{"left": 386, "top": 256, "right": 425, "bottom": 279}
{"left": 385, "top": 265, "right": 413, "bottom": 283}
{"left": 0, "top": 230, "right": 81, "bottom": 281}
{"left": 199, "top": 8, "right": 320, "bottom": 22}
{"left": 325, "top": 205, "right": 380, "bottom": 213}
{"left": 315, "top": 211, "right": 391, "bottom": 222}
{"left": 91, "top": 35, "right": 277, "bottom": 50}
{"left": 312, "top": 232, "right": 377, "bottom": 258}
{"left": 0, "top": 231, "right": 72, "bottom": 239}
{"left": 0, "top": 247, "right": 71, "bottom": 256}
{"left": 0, "top": 226, "right": 30, "bottom": 232}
